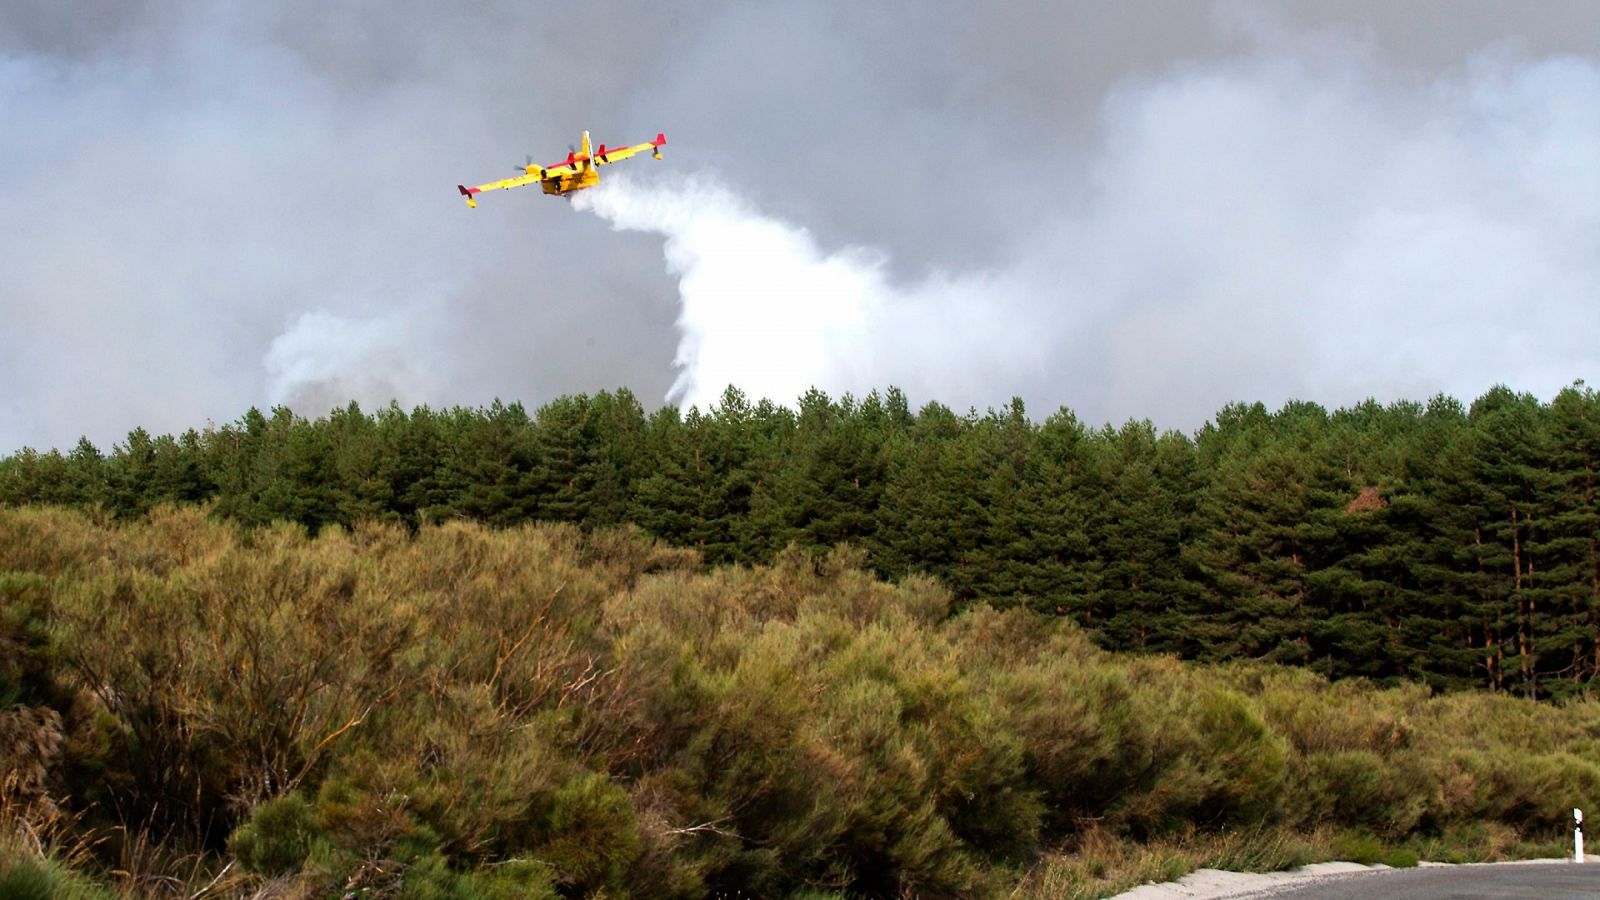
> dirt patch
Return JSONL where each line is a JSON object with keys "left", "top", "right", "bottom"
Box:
{"left": 1344, "top": 486, "right": 1387, "bottom": 514}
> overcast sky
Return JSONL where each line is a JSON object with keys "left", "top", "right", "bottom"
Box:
{"left": 2, "top": 1, "right": 1596, "bottom": 451}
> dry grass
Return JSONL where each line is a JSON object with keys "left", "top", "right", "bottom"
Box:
{"left": 1009, "top": 826, "right": 1334, "bottom": 900}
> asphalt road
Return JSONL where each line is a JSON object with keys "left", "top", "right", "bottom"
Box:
{"left": 1268, "top": 862, "right": 1598, "bottom": 899}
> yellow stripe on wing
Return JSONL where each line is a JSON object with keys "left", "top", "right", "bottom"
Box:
{"left": 595, "top": 141, "right": 656, "bottom": 164}
{"left": 470, "top": 171, "right": 546, "bottom": 193}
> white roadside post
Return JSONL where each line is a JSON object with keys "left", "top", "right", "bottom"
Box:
{"left": 1577, "top": 808, "right": 1585, "bottom": 863}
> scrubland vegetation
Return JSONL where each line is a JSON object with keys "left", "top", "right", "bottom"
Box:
{"left": 1, "top": 506, "right": 1595, "bottom": 897}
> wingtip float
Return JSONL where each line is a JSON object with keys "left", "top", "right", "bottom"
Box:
{"left": 457, "top": 130, "right": 666, "bottom": 207}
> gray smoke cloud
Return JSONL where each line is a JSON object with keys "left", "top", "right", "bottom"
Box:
{"left": 1, "top": 1, "right": 1596, "bottom": 451}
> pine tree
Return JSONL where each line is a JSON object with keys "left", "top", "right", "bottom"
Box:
{"left": 1011, "top": 409, "right": 1096, "bottom": 615}
{"left": 747, "top": 389, "right": 892, "bottom": 559}
{"left": 581, "top": 389, "right": 648, "bottom": 528}
{"left": 1087, "top": 422, "right": 1198, "bottom": 653}
{"left": 254, "top": 407, "right": 340, "bottom": 529}
{"left": 434, "top": 401, "right": 539, "bottom": 526}
{"left": 875, "top": 402, "right": 985, "bottom": 597}
{"left": 1300, "top": 401, "right": 1425, "bottom": 684}
{"left": 529, "top": 394, "right": 597, "bottom": 525}
{"left": 324, "top": 402, "right": 395, "bottom": 525}
{"left": 630, "top": 405, "right": 700, "bottom": 547}
{"left": 1185, "top": 404, "right": 1330, "bottom": 664}
{"left": 1538, "top": 383, "right": 1600, "bottom": 695}
{"left": 1465, "top": 387, "right": 1552, "bottom": 697}
{"left": 374, "top": 403, "right": 447, "bottom": 527}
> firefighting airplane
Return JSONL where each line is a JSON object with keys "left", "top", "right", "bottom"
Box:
{"left": 457, "top": 130, "right": 666, "bottom": 207}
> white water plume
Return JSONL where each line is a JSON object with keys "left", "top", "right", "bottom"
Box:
{"left": 572, "top": 175, "right": 1043, "bottom": 411}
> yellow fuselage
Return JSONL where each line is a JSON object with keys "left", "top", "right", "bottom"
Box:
{"left": 541, "top": 166, "right": 601, "bottom": 195}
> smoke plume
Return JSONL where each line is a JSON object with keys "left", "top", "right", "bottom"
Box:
{"left": 264, "top": 310, "right": 439, "bottom": 413}
{"left": 576, "top": 46, "right": 1600, "bottom": 420}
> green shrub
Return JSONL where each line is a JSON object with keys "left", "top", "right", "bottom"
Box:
{"left": 1332, "top": 830, "right": 1385, "bottom": 865}
{"left": 1294, "top": 748, "right": 1432, "bottom": 835}
{"left": 229, "top": 792, "right": 317, "bottom": 875}
{"left": 534, "top": 771, "right": 641, "bottom": 891}
{"left": 1110, "top": 680, "right": 1289, "bottom": 835}
{"left": 1329, "top": 831, "right": 1420, "bottom": 868}
{"left": 0, "top": 854, "right": 115, "bottom": 900}
{"left": 1381, "top": 847, "right": 1419, "bottom": 868}
{"left": 398, "top": 852, "right": 557, "bottom": 900}
{"left": 0, "top": 858, "right": 58, "bottom": 900}
{"left": 0, "top": 572, "right": 60, "bottom": 710}
{"left": 0, "top": 506, "right": 111, "bottom": 577}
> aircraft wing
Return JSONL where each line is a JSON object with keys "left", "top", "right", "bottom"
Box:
{"left": 457, "top": 168, "right": 564, "bottom": 207}
{"left": 596, "top": 133, "right": 667, "bottom": 165}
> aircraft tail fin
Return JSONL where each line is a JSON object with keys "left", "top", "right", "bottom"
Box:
{"left": 652, "top": 132, "right": 666, "bottom": 159}
{"left": 458, "top": 184, "right": 480, "bottom": 208}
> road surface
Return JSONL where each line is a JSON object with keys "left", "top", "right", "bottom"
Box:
{"left": 1112, "top": 859, "right": 1598, "bottom": 899}
{"left": 1265, "top": 861, "right": 1597, "bottom": 899}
